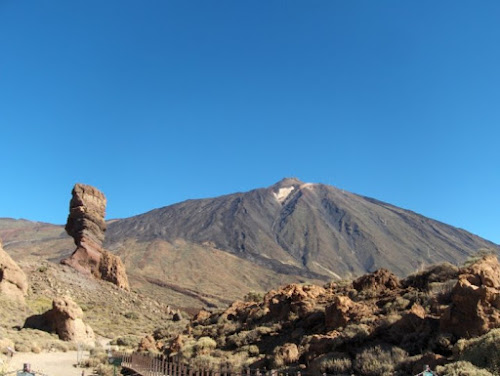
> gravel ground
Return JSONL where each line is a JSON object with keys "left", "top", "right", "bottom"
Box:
{"left": 5, "top": 350, "right": 90, "bottom": 376}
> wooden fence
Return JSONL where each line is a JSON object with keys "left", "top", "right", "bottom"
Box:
{"left": 119, "top": 352, "right": 311, "bottom": 376}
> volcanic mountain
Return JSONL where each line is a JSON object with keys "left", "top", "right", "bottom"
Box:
{"left": 104, "top": 178, "right": 497, "bottom": 281}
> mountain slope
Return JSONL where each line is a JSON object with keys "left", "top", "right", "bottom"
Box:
{"left": 105, "top": 178, "right": 498, "bottom": 280}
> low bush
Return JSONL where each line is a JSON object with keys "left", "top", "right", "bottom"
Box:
{"left": 454, "top": 329, "right": 500, "bottom": 374}
{"left": 354, "top": 344, "right": 407, "bottom": 376}
{"left": 195, "top": 337, "right": 217, "bottom": 355}
{"left": 111, "top": 335, "right": 140, "bottom": 348}
{"left": 436, "top": 361, "right": 494, "bottom": 376}
{"left": 311, "top": 352, "right": 352, "bottom": 374}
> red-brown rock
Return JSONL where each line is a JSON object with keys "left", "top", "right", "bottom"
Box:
{"left": 25, "top": 296, "right": 95, "bottom": 344}
{"left": 62, "top": 184, "right": 129, "bottom": 290}
{"left": 325, "top": 295, "right": 373, "bottom": 329}
{"left": 353, "top": 268, "right": 401, "bottom": 293}
{"left": 0, "top": 238, "right": 28, "bottom": 301}
{"left": 440, "top": 255, "right": 500, "bottom": 337}
{"left": 138, "top": 335, "right": 157, "bottom": 352}
{"left": 264, "top": 284, "right": 326, "bottom": 320}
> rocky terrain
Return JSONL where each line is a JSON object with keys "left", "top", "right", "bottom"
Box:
{"left": 1, "top": 179, "right": 499, "bottom": 310}
{"left": 142, "top": 252, "right": 500, "bottom": 376}
{"left": 1, "top": 180, "right": 500, "bottom": 376}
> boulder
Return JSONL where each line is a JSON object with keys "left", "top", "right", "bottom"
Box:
{"left": 192, "top": 309, "right": 212, "bottom": 325}
{"left": 24, "top": 296, "right": 95, "bottom": 344}
{"left": 440, "top": 255, "right": 500, "bottom": 338}
{"left": 353, "top": 268, "right": 401, "bottom": 293}
{"left": 0, "top": 238, "right": 28, "bottom": 301}
{"left": 137, "top": 335, "right": 157, "bottom": 353}
{"left": 325, "top": 295, "right": 373, "bottom": 329}
{"left": 264, "top": 284, "right": 326, "bottom": 320}
{"left": 62, "top": 184, "right": 129, "bottom": 290}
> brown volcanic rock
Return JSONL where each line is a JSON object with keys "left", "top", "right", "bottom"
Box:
{"left": 325, "top": 295, "right": 373, "bottom": 329}
{"left": 65, "top": 184, "right": 107, "bottom": 246}
{"left": 264, "top": 284, "right": 326, "bottom": 320}
{"left": 353, "top": 268, "right": 401, "bottom": 293}
{"left": 25, "top": 296, "right": 95, "bottom": 344}
{"left": 0, "top": 238, "right": 28, "bottom": 301}
{"left": 440, "top": 255, "right": 500, "bottom": 338}
{"left": 62, "top": 184, "right": 129, "bottom": 290}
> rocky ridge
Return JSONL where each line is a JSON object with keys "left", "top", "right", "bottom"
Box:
{"left": 148, "top": 252, "right": 500, "bottom": 375}
{"left": 62, "top": 184, "right": 129, "bottom": 290}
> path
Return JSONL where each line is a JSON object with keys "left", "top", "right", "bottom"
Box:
{"left": 5, "top": 350, "right": 89, "bottom": 376}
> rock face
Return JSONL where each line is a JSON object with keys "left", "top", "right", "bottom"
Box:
{"left": 440, "top": 255, "right": 500, "bottom": 338}
{"left": 325, "top": 295, "right": 373, "bottom": 329}
{"left": 265, "top": 284, "right": 326, "bottom": 320}
{"left": 0, "top": 238, "right": 28, "bottom": 301}
{"left": 24, "top": 296, "right": 95, "bottom": 344}
{"left": 353, "top": 268, "right": 401, "bottom": 293}
{"left": 62, "top": 184, "right": 129, "bottom": 290}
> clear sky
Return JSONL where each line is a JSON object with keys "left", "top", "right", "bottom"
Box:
{"left": 0, "top": 1, "right": 499, "bottom": 244}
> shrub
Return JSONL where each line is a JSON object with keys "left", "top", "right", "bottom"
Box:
{"left": 342, "top": 323, "right": 371, "bottom": 344}
{"left": 463, "top": 249, "right": 498, "bottom": 268}
{"left": 94, "top": 363, "right": 116, "bottom": 376}
{"left": 226, "top": 330, "right": 261, "bottom": 349}
{"left": 191, "top": 354, "right": 221, "bottom": 370}
{"left": 179, "top": 339, "right": 196, "bottom": 360}
{"left": 312, "top": 352, "right": 352, "bottom": 374}
{"left": 354, "top": 344, "right": 407, "bottom": 376}
{"left": 454, "top": 329, "right": 500, "bottom": 373}
{"left": 436, "top": 361, "right": 494, "bottom": 376}
{"left": 124, "top": 312, "right": 139, "bottom": 320}
{"left": 403, "top": 263, "right": 459, "bottom": 290}
{"left": 111, "top": 335, "right": 140, "bottom": 348}
{"left": 247, "top": 345, "right": 260, "bottom": 357}
{"left": 195, "top": 337, "right": 217, "bottom": 355}
{"left": 244, "top": 292, "right": 264, "bottom": 303}
{"left": 38, "top": 265, "right": 48, "bottom": 273}
{"left": 272, "top": 343, "right": 299, "bottom": 368}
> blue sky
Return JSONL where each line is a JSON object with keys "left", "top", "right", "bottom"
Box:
{"left": 1, "top": 1, "right": 499, "bottom": 244}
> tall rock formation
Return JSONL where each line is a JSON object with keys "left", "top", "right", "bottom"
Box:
{"left": 0, "top": 238, "right": 28, "bottom": 301}
{"left": 61, "top": 184, "right": 129, "bottom": 290}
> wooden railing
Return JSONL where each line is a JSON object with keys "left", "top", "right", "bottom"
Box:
{"left": 119, "top": 352, "right": 311, "bottom": 376}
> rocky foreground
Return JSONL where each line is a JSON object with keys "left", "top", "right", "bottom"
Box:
{"left": 139, "top": 252, "right": 500, "bottom": 375}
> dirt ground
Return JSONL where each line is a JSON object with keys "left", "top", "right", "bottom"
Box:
{"left": 4, "top": 350, "right": 90, "bottom": 376}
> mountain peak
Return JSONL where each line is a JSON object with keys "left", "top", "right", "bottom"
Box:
{"left": 273, "top": 177, "right": 304, "bottom": 189}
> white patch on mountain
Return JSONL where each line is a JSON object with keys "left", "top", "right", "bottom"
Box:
{"left": 273, "top": 186, "right": 295, "bottom": 203}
